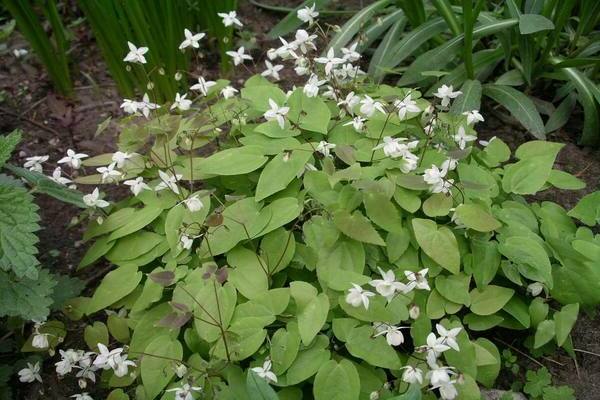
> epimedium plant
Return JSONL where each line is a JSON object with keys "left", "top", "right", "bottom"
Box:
{"left": 16, "top": 7, "right": 600, "bottom": 400}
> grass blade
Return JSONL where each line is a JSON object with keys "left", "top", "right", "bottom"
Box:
{"left": 462, "top": 0, "right": 475, "bottom": 79}
{"left": 545, "top": 93, "right": 576, "bottom": 133}
{"left": 450, "top": 79, "right": 482, "bottom": 114}
{"left": 433, "top": 0, "right": 462, "bottom": 36}
{"left": 368, "top": 17, "right": 407, "bottom": 81}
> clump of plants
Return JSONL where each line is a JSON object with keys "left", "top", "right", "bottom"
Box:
{"left": 15, "top": 6, "right": 600, "bottom": 400}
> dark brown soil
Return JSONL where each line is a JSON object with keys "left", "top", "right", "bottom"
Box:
{"left": 1, "top": 1, "right": 599, "bottom": 399}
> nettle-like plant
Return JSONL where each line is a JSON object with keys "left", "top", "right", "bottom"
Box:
{"left": 21, "top": 7, "right": 600, "bottom": 400}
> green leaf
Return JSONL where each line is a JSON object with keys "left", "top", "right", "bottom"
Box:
{"left": 84, "top": 321, "right": 109, "bottom": 351}
{"left": 363, "top": 191, "right": 403, "bottom": 233}
{"left": 256, "top": 146, "right": 313, "bottom": 201}
{"left": 524, "top": 367, "right": 551, "bottom": 397}
{"left": 287, "top": 90, "right": 331, "bottom": 134}
{"left": 246, "top": 370, "right": 279, "bottom": 400}
{"left": 498, "top": 237, "right": 553, "bottom": 288}
{"left": 567, "top": 192, "right": 600, "bottom": 226}
{"left": 270, "top": 323, "right": 301, "bottom": 375}
{"left": 388, "top": 384, "right": 422, "bottom": 399}
{"left": 0, "top": 130, "right": 21, "bottom": 168}
{"left": 412, "top": 219, "right": 460, "bottom": 274}
{"left": 107, "top": 206, "right": 163, "bottom": 241}
{"left": 455, "top": 203, "right": 502, "bottom": 232}
{"left": 346, "top": 325, "right": 402, "bottom": 369}
{"left": 554, "top": 303, "right": 578, "bottom": 346}
{"left": 474, "top": 338, "right": 501, "bottom": 388}
{"left": 534, "top": 320, "right": 555, "bottom": 348}
{"left": 502, "top": 155, "right": 555, "bottom": 195}
{"left": 547, "top": 170, "right": 586, "bottom": 190}
{"left": 0, "top": 269, "right": 56, "bottom": 320}
{"left": 368, "top": 18, "right": 407, "bottom": 81}
{"left": 469, "top": 285, "right": 514, "bottom": 315}
{"left": 290, "top": 282, "right": 329, "bottom": 345}
{"left": 227, "top": 247, "right": 269, "bottom": 300}
{"left": 333, "top": 210, "right": 385, "bottom": 246}
{"left": 313, "top": 359, "right": 360, "bottom": 400}
{"left": 519, "top": 14, "right": 554, "bottom": 34}
{"left": 483, "top": 84, "right": 545, "bottom": 139}
{"left": 436, "top": 274, "right": 471, "bottom": 305}
{"left": 450, "top": 79, "right": 482, "bottom": 115}
{"left": 86, "top": 265, "right": 142, "bottom": 314}
{"left": 422, "top": 193, "right": 452, "bottom": 217}
{"left": 470, "top": 238, "right": 500, "bottom": 288}
{"left": 195, "top": 146, "right": 267, "bottom": 176}
{"left": 284, "top": 335, "right": 331, "bottom": 385}
{"left": 542, "top": 386, "right": 576, "bottom": 400}
{"left": 141, "top": 336, "right": 183, "bottom": 399}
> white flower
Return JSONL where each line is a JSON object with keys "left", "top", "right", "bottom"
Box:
{"left": 166, "top": 383, "right": 203, "bottom": 400}
{"left": 58, "top": 149, "right": 88, "bottom": 169}
{"left": 191, "top": 77, "right": 217, "bottom": 96}
{"left": 294, "top": 56, "right": 310, "bottom": 76}
{"left": 180, "top": 234, "right": 194, "bottom": 250}
{"left": 527, "top": 282, "right": 544, "bottom": 296}
{"left": 137, "top": 93, "right": 160, "bottom": 118}
{"left": 359, "top": 95, "right": 386, "bottom": 117}
{"left": 338, "top": 91, "right": 360, "bottom": 114}
{"left": 120, "top": 99, "right": 138, "bottom": 115}
{"left": 171, "top": 93, "right": 192, "bottom": 112}
{"left": 297, "top": 3, "right": 318, "bottom": 24}
{"left": 13, "top": 48, "right": 28, "bottom": 58}
{"left": 303, "top": 74, "right": 326, "bottom": 98}
{"left": 179, "top": 29, "right": 205, "bottom": 50}
{"left": 112, "top": 355, "right": 136, "bottom": 377}
{"left": 275, "top": 37, "right": 298, "bottom": 59}
{"left": 221, "top": 86, "right": 238, "bottom": 99}
{"left": 404, "top": 268, "right": 430, "bottom": 291}
{"left": 226, "top": 46, "right": 252, "bottom": 66}
{"left": 463, "top": 109, "right": 484, "bottom": 125}
{"left": 123, "top": 41, "right": 148, "bottom": 64}
{"left": 32, "top": 332, "right": 49, "bottom": 349}
{"left": 344, "top": 116, "right": 366, "bottom": 132}
{"left": 18, "top": 362, "right": 42, "bottom": 383}
{"left": 97, "top": 162, "right": 121, "bottom": 183}
{"left": 174, "top": 363, "right": 188, "bottom": 378}
{"left": 315, "top": 48, "right": 344, "bottom": 75}
{"left": 182, "top": 194, "right": 204, "bottom": 212}
{"left": 435, "top": 380, "right": 458, "bottom": 400}
{"left": 251, "top": 359, "right": 277, "bottom": 383}
{"left": 93, "top": 343, "right": 122, "bottom": 370}
{"left": 425, "top": 333, "right": 451, "bottom": 358}
{"left": 71, "top": 393, "right": 93, "bottom": 400}
{"left": 315, "top": 141, "right": 336, "bottom": 157}
{"left": 394, "top": 95, "right": 420, "bottom": 120}
{"left": 263, "top": 98, "right": 289, "bottom": 129}
{"left": 409, "top": 304, "right": 420, "bottom": 319}
{"left": 294, "top": 29, "right": 317, "bottom": 53}
{"left": 373, "top": 323, "right": 407, "bottom": 346}
{"left": 56, "top": 349, "right": 79, "bottom": 375}
{"left": 453, "top": 125, "right": 476, "bottom": 149}
{"left": 479, "top": 136, "right": 497, "bottom": 147}
{"left": 24, "top": 155, "right": 49, "bottom": 173}
{"left": 50, "top": 167, "right": 72, "bottom": 186}
{"left": 267, "top": 48, "right": 279, "bottom": 60}
{"left": 369, "top": 267, "right": 406, "bottom": 300}
{"left": 155, "top": 170, "right": 183, "bottom": 194}
{"left": 436, "top": 324, "right": 462, "bottom": 352}
{"left": 400, "top": 366, "right": 423, "bottom": 384}
{"left": 123, "top": 177, "right": 151, "bottom": 196}
{"left": 218, "top": 11, "right": 242, "bottom": 27}
{"left": 341, "top": 42, "right": 361, "bottom": 62}
{"left": 423, "top": 164, "right": 445, "bottom": 187}
{"left": 83, "top": 188, "right": 109, "bottom": 208}
{"left": 372, "top": 136, "right": 407, "bottom": 158}
{"left": 261, "top": 60, "right": 284, "bottom": 80}
{"left": 346, "top": 283, "right": 375, "bottom": 309}
{"left": 335, "top": 63, "right": 364, "bottom": 81}
{"left": 112, "top": 151, "right": 136, "bottom": 168}
{"left": 433, "top": 84, "right": 462, "bottom": 107}
{"left": 441, "top": 158, "right": 458, "bottom": 173}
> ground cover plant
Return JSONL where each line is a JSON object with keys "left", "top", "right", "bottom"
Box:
{"left": 6, "top": 3, "right": 600, "bottom": 400}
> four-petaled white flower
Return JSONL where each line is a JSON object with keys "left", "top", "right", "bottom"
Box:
{"left": 182, "top": 194, "right": 204, "bottom": 212}
{"left": 221, "top": 86, "right": 238, "bottom": 99}
{"left": 138, "top": 93, "right": 160, "bottom": 118}
{"left": 394, "top": 95, "right": 420, "bottom": 120}
{"left": 155, "top": 170, "right": 183, "bottom": 194}
{"left": 70, "top": 393, "right": 93, "bottom": 400}
{"left": 58, "top": 149, "right": 88, "bottom": 169}
{"left": 463, "top": 109, "right": 484, "bottom": 125}
{"left": 405, "top": 268, "right": 431, "bottom": 291}
{"left": 50, "top": 167, "right": 72, "bottom": 186}
{"left": 218, "top": 11, "right": 243, "bottom": 27}
{"left": 303, "top": 74, "right": 326, "bottom": 98}
{"left": 294, "top": 29, "right": 317, "bottom": 54}
{"left": 423, "top": 165, "right": 446, "bottom": 190}
{"left": 123, "top": 41, "right": 148, "bottom": 64}
{"left": 346, "top": 283, "right": 375, "bottom": 310}
{"left": 261, "top": 60, "right": 284, "bottom": 81}
{"left": 297, "top": 3, "right": 319, "bottom": 24}
{"left": 401, "top": 366, "right": 423, "bottom": 384}
{"left": 344, "top": 116, "right": 366, "bottom": 132}
{"left": 453, "top": 125, "right": 476, "bottom": 149}
{"left": 373, "top": 322, "right": 407, "bottom": 346}
{"left": 434, "top": 380, "right": 459, "bottom": 400}
{"left": 359, "top": 95, "right": 386, "bottom": 117}
{"left": 338, "top": 91, "right": 360, "bottom": 114}
{"left": 171, "top": 92, "right": 192, "bottom": 111}
{"left": 120, "top": 99, "right": 138, "bottom": 115}
{"left": 341, "top": 42, "right": 361, "bottom": 62}
{"left": 433, "top": 84, "right": 462, "bottom": 107}
{"left": 179, "top": 29, "right": 205, "bottom": 50}
{"left": 315, "top": 140, "right": 336, "bottom": 157}
{"left": 226, "top": 46, "right": 253, "bottom": 66}
{"left": 97, "top": 162, "right": 122, "bottom": 183}
{"left": 425, "top": 333, "right": 451, "bottom": 358}
{"left": 83, "top": 188, "right": 109, "bottom": 208}
{"left": 112, "top": 151, "right": 135, "bottom": 168}
{"left": 123, "top": 177, "right": 151, "bottom": 196}
{"left": 369, "top": 267, "right": 406, "bottom": 301}
{"left": 251, "top": 359, "right": 277, "bottom": 383}
{"left": 18, "top": 362, "right": 42, "bottom": 383}
{"left": 180, "top": 234, "right": 194, "bottom": 250}
{"left": 263, "top": 98, "right": 289, "bottom": 129}
{"left": 24, "top": 155, "right": 49, "bottom": 173}
{"left": 436, "top": 324, "right": 462, "bottom": 352}
{"left": 93, "top": 343, "right": 135, "bottom": 378}
{"left": 191, "top": 77, "right": 217, "bottom": 96}
{"left": 315, "top": 48, "right": 344, "bottom": 75}
{"left": 166, "top": 383, "right": 203, "bottom": 400}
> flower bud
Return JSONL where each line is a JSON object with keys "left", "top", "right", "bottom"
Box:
{"left": 147, "top": 82, "right": 155, "bottom": 90}
{"left": 175, "top": 72, "right": 183, "bottom": 81}
{"left": 527, "top": 282, "right": 544, "bottom": 297}
{"left": 174, "top": 363, "right": 187, "bottom": 378}
{"left": 158, "top": 67, "right": 165, "bottom": 75}
{"left": 125, "top": 65, "right": 132, "bottom": 72}
{"left": 96, "top": 216, "right": 104, "bottom": 225}
{"left": 409, "top": 304, "right": 420, "bottom": 320}
{"left": 369, "top": 391, "right": 379, "bottom": 400}
{"left": 78, "top": 378, "right": 87, "bottom": 389}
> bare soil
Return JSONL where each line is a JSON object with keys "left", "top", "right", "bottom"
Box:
{"left": 1, "top": 1, "right": 599, "bottom": 399}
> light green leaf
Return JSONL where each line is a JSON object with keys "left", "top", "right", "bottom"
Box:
{"left": 519, "top": 14, "right": 554, "bottom": 34}
{"left": 554, "top": 303, "right": 578, "bottom": 346}
{"left": 455, "top": 204, "right": 502, "bottom": 232}
{"left": 107, "top": 206, "right": 163, "bottom": 241}
{"left": 86, "top": 265, "right": 142, "bottom": 314}
{"left": 534, "top": 320, "right": 555, "bottom": 348}
{"left": 502, "top": 155, "right": 555, "bottom": 195}
{"left": 227, "top": 247, "right": 269, "bottom": 300}
{"left": 333, "top": 210, "right": 385, "bottom": 246}
{"left": 195, "top": 146, "right": 267, "bottom": 176}
{"left": 246, "top": 370, "right": 279, "bottom": 400}
{"left": 141, "top": 336, "right": 183, "bottom": 399}
{"left": 469, "top": 285, "right": 514, "bottom": 315}
{"left": 271, "top": 323, "right": 301, "bottom": 375}
{"left": 412, "top": 219, "right": 460, "bottom": 274}
{"left": 450, "top": 79, "right": 482, "bottom": 115}
{"left": 363, "top": 191, "right": 403, "bottom": 233}
{"left": 568, "top": 192, "right": 600, "bottom": 226}
{"left": 346, "top": 325, "right": 402, "bottom": 369}
{"left": 256, "top": 146, "right": 313, "bottom": 201}
{"left": 547, "top": 170, "right": 586, "bottom": 190}
{"left": 498, "top": 236, "right": 553, "bottom": 288}
{"left": 313, "top": 359, "right": 360, "bottom": 400}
